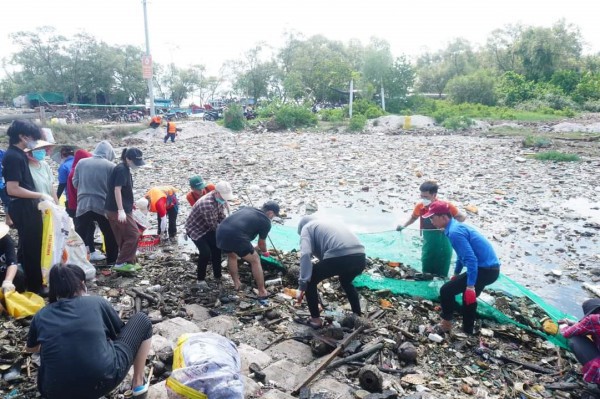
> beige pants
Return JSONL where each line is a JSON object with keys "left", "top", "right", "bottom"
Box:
{"left": 106, "top": 211, "right": 140, "bottom": 264}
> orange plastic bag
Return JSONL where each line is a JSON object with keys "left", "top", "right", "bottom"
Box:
{"left": 0, "top": 291, "right": 45, "bottom": 319}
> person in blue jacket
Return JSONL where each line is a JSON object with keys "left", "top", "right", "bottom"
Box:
{"left": 424, "top": 201, "right": 501, "bottom": 335}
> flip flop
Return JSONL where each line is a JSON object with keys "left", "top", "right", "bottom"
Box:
{"left": 257, "top": 296, "right": 270, "bottom": 306}
{"left": 293, "top": 316, "right": 323, "bottom": 330}
{"left": 132, "top": 377, "right": 149, "bottom": 398}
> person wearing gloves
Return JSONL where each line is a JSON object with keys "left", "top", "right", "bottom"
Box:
{"left": 26, "top": 264, "right": 153, "bottom": 399}
{"left": 294, "top": 215, "right": 366, "bottom": 329}
{"left": 185, "top": 181, "right": 231, "bottom": 290}
{"left": 0, "top": 223, "right": 26, "bottom": 294}
{"left": 56, "top": 146, "right": 75, "bottom": 200}
{"left": 2, "top": 120, "right": 49, "bottom": 295}
{"left": 26, "top": 140, "right": 59, "bottom": 203}
{"left": 185, "top": 175, "right": 216, "bottom": 206}
{"left": 560, "top": 299, "right": 600, "bottom": 389}
{"left": 425, "top": 201, "right": 500, "bottom": 335}
{"left": 73, "top": 141, "right": 118, "bottom": 263}
{"left": 105, "top": 148, "right": 145, "bottom": 273}
{"left": 216, "top": 199, "right": 279, "bottom": 305}
{"left": 396, "top": 181, "right": 466, "bottom": 277}
{"left": 144, "top": 186, "right": 178, "bottom": 239}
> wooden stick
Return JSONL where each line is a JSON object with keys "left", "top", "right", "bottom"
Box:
{"left": 499, "top": 354, "right": 554, "bottom": 374}
{"left": 291, "top": 325, "right": 365, "bottom": 396}
{"left": 328, "top": 343, "right": 385, "bottom": 369}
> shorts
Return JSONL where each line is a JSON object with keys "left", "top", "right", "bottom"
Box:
{"left": 216, "top": 228, "right": 255, "bottom": 258}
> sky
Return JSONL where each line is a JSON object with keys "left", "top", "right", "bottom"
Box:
{"left": 2, "top": 0, "right": 599, "bottom": 77}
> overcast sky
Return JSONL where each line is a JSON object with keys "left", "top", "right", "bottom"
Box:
{"left": 2, "top": 0, "right": 599, "bottom": 76}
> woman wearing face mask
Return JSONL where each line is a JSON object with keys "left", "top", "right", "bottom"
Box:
{"left": 26, "top": 140, "right": 59, "bottom": 203}
{"left": 395, "top": 180, "right": 466, "bottom": 277}
{"left": 105, "top": 148, "right": 145, "bottom": 273}
{"left": 26, "top": 264, "right": 153, "bottom": 399}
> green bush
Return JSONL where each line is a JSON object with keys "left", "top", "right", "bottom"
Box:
{"left": 348, "top": 114, "right": 367, "bottom": 132}
{"left": 442, "top": 115, "right": 474, "bottom": 131}
{"left": 446, "top": 70, "right": 497, "bottom": 106}
{"left": 274, "top": 104, "right": 317, "bottom": 129}
{"left": 256, "top": 101, "right": 281, "bottom": 118}
{"left": 522, "top": 135, "right": 552, "bottom": 148}
{"left": 582, "top": 100, "right": 600, "bottom": 112}
{"left": 496, "top": 71, "right": 535, "bottom": 106}
{"left": 223, "top": 104, "right": 245, "bottom": 131}
{"left": 319, "top": 108, "right": 345, "bottom": 122}
{"left": 352, "top": 99, "right": 385, "bottom": 119}
{"left": 533, "top": 151, "right": 580, "bottom": 162}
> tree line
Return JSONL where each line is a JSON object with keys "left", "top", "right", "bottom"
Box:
{"left": 1, "top": 20, "right": 600, "bottom": 113}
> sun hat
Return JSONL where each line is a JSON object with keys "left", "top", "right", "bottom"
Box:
{"left": 24, "top": 140, "right": 54, "bottom": 152}
{"left": 422, "top": 201, "right": 451, "bottom": 218}
{"left": 215, "top": 181, "right": 234, "bottom": 200}
{"left": 189, "top": 175, "right": 207, "bottom": 190}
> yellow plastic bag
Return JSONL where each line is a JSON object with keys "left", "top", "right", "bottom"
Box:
{"left": 40, "top": 207, "right": 54, "bottom": 285}
{"left": 39, "top": 201, "right": 71, "bottom": 285}
{"left": 0, "top": 291, "right": 45, "bottom": 319}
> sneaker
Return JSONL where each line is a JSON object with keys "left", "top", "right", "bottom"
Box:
{"left": 89, "top": 251, "right": 106, "bottom": 261}
{"left": 195, "top": 280, "right": 209, "bottom": 290}
{"left": 113, "top": 263, "right": 138, "bottom": 273}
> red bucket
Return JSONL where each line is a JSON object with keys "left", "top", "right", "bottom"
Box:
{"left": 138, "top": 234, "right": 160, "bottom": 252}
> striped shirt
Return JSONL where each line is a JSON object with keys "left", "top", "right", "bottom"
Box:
{"left": 562, "top": 314, "right": 600, "bottom": 383}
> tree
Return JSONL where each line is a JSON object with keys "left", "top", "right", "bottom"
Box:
{"left": 446, "top": 70, "right": 497, "bottom": 105}
{"left": 362, "top": 37, "right": 394, "bottom": 103}
{"left": 232, "top": 44, "right": 278, "bottom": 101}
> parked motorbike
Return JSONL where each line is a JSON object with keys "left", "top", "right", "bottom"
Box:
{"left": 203, "top": 109, "right": 222, "bottom": 121}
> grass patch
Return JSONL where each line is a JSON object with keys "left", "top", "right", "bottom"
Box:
{"left": 110, "top": 124, "right": 147, "bottom": 139}
{"left": 522, "top": 135, "right": 552, "bottom": 148}
{"left": 44, "top": 123, "right": 102, "bottom": 142}
{"left": 532, "top": 151, "right": 580, "bottom": 162}
{"left": 485, "top": 126, "right": 536, "bottom": 136}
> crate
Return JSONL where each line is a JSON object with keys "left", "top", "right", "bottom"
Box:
{"left": 138, "top": 234, "right": 160, "bottom": 252}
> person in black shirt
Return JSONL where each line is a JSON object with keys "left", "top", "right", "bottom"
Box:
{"left": 216, "top": 200, "right": 280, "bottom": 302}
{"left": 105, "top": 148, "right": 145, "bottom": 272}
{"left": 1, "top": 120, "right": 51, "bottom": 294}
{"left": 0, "top": 222, "right": 25, "bottom": 294}
{"left": 26, "top": 264, "right": 152, "bottom": 399}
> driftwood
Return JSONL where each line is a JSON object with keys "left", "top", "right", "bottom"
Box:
{"left": 327, "top": 343, "right": 384, "bottom": 369}
{"left": 499, "top": 354, "right": 555, "bottom": 374}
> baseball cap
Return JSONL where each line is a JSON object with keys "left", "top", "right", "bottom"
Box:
{"left": 215, "top": 181, "right": 234, "bottom": 200}
{"left": 125, "top": 148, "right": 145, "bottom": 166}
{"left": 262, "top": 200, "right": 280, "bottom": 216}
{"left": 189, "top": 175, "right": 207, "bottom": 190}
{"left": 422, "top": 201, "right": 451, "bottom": 218}
{"left": 583, "top": 298, "right": 600, "bottom": 316}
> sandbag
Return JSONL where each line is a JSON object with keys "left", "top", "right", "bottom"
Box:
{"left": 166, "top": 332, "right": 243, "bottom": 399}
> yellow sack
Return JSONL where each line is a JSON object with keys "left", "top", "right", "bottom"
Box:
{"left": 39, "top": 201, "right": 71, "bottom": 285}
{"left": 41, "top": 207, "right": 54, "bottom": 285}
{"left": 0, "top": 291, "right": 45, "bottom": 319}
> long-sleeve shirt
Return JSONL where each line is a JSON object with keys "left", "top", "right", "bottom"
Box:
{"left": 444, "top": 218, "right": 500, "bottom": 286}
{"left": 185, "top": 191, "right": 226, "bottom": 241}
{"left": 297, "top": 216, "right": 364, "bottom": 291}
{"left": 562, "top": 314, "right": 600, "bottom": 383}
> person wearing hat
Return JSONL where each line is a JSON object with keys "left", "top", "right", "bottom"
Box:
{"left": 396, "top": 181, "right": 466, "bottom": 277}
{"left": 56, "top": 146, "right": 75, "bottom": 200}
{"left": 185, "top": 181, "right": 232, "bottom": 290}
{"left": 560, "top": 299, "right": 600, "bottom": 386}
{"left": 144, "top": 186, "right": 179, "bottom": 239}
{"left": 186, "top": 175, "right": 216, "bottom": 206}
{"left": 0, "top": 223, "right": 26, "bottom": 294}
{"left": 105, "top": 148, "right": 145, "bottom": 273}
{"left": 294, "top": 215, "right": 366, "bottom": 329}
{"left": 216, "top": 200, "right": 280, "bottom": 304}
{"left": 26, "top": 140, "right": 59, "bottom": 203}
{"left": 2, "top": 120, "right": 50, "bottom": 295}
{"left": 73, "top": 141, "right": 118, "bottom": 263}
{"left": 425, "top": 201, "right": 500, "bottom": 335}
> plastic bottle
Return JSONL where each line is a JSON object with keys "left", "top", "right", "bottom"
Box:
{"left": 265, "top": 277, "right": 282, "bottom": 286}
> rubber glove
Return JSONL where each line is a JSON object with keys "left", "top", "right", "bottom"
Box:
{"left": 160, "top": 216, "right": 167, "bottom": 233}
{"left": 451, "top": 274, "right": 459, "bottom": 281}
{"left": 463, "top": 287, "right": 477, "bottom": 306}
{"left": 39, "top": 193, "right": 54, "bottom": 203}
{"left": 117, "top": 209, "right": 127, "bottom": 223}
{"left": 396, "top": 225, "right": 404, "bottom": 232}
{"left": 262, "top": 251, "right": 271, "bottom": 257}
{"left": 2, "top": 280, "right": 15, "bottom": 294}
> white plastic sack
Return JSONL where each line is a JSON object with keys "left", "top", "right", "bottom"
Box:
{"left": 63, "top": 224, "right": 96, "bottom": 281}
{"left": 167, "top": 332, "right": 243, "bottom": 399}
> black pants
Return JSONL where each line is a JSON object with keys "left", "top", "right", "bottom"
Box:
{"left": 192, "top": 231, "right": 222, "bottom": 281}
{"left": 440, "top": 267, "right": 500, "bottom": 334}
{"left": 75, "top": 211, "right": 119, "bottom": 264}
{"left": 570, "top": 336, "right": 600, "bottom": 366}
{"left": 163, "top": 133, "right": 176, "bottom": 143}
{"left": 9, "top": 199, "right": 43, "bottom": 293}
{"left": 156, "top": 207, "right": 177, "bottom": 237}
{"left": 306, "top": 253, "right": 365, "bottom": 319}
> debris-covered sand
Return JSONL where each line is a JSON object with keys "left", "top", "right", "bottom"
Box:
{"left": 1, "top": 115, "right": 600, "bottom": 398}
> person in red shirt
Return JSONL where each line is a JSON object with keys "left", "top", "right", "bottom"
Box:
{"left": 185, "top": 175, "right": 215, "bottom": 206}
{"left": 396, "top": 181, "right": 466, "bottom": 277}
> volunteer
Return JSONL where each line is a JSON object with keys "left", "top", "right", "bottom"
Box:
{"left": 295, "top": 215, "right": 366, "bottom": 329}
{"left": 149, "top": 114, "right": 162, "bottom": 128}
{"left": 56, "top": 146, "right": 75, "bottom": 200}
{"left": 0, "top": 222, "right": 25, "bottom": 294}
{"left": 2, "top": 120, "right": 48, "bottom": 295}
{"left": 26, "top": 264, "right": 152, "bottom": 399}
{"left": 144, "top": 186, "right": 179, "bottom": 239}
{"left": 163, "top": 118, "right": 177, "bottom": 143}
{"left": 216, "top": 200, "right": 280, "bottom": 305}
{"left": 396, "top": 181, "right": 466, "bottom": 277}
{"left": 26, "top": 140, "right": 59, "bottom": 203}
{"left": 73, "top": 141, "right": 118, "bottom": 263}
{"left": 185, "top": 175, "right": 216, "bottom": 206}
{"left": 185, "top": 181, "right": 231, "bottom": 290}
{"left": 425, "top": 201, "right": 500, "bottom": 335}
{"left": 105, "top": 148, "right": 145, "bottom": 273}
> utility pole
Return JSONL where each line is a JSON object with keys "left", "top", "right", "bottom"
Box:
{"left": 142, "top": 0, "right": 155, "bottom": 117}
{"left": 349, "top": 79, "right": 354, "bottom": 118}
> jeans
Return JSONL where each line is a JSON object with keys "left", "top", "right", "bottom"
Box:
{"left": 306, "top": 253, "right": 365, "bottom": 318}
{"left": 440, "top": 267, "right": 500, "bottom": 334}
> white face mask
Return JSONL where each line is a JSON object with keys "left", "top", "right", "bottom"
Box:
{"left": 422, "top": 198, "right": 432, "bottom": 206}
